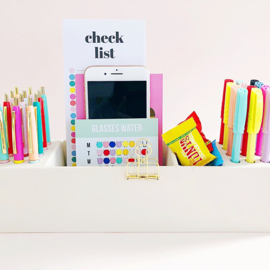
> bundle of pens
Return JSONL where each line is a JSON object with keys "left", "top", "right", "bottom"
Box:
{"left": 219, "top": 79, "right": 270, "bottom": 163}
{"left": 0, "top": 87, "right": 51, "bottom": 164}
{"left": 162, "top": 111, "right": 223, "bottom": 166}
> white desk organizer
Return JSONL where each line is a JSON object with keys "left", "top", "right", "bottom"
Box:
{"left": 0, "top": 141, "right": 270, "bottom": 233}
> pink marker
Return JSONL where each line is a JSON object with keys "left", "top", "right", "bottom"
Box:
{"left": 261, "top": 87, "right": 270, "bottom": 163}
{"left": 227, "top": 84, "right": 240, "bottom": 156}
{"left": 256, "top": 85, "right": 269, "bottom": 156}
{"left": 12, "top": 97, "right": 24, "bottom": 164}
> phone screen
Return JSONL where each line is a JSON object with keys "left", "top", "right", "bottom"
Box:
{"left": 87, "top": 81, "right": 147, "bottom": 119}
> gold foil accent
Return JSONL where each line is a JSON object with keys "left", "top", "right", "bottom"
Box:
{"left": 10, "top": 90, "right": 14, "bottom": 98}
{"left": 0, "top": 111, "right": 7, "bottom": 154}
{"left": 23, "top": 91, "right": 27, "bottom": 99}
{"left": 28, "top": 87, "right": 32, "bottom": 95}
{"left": 14, "top": 97, "right": 18, "bottom": 106}
{"left": 28, "top": 96, "right": 32, "bottom": 106}
{"left": 3, "top": 107, "right": 9, "bottom": 148}
{"left": 15, "top": 87, "right": 19, "bottom": 96}
{"left": 37, "top": 90, "right": 41, "bottom": 99}
{"left": 41, "top": 87, "right": 45, "bottom": 95}
{"left": 12, "top": 111, "right": 17, "bottom": 154}
{"left": 4, "top": 93, "right": 8, "bottom": 102}
{"left": 27, "top": 111, "right": 33, "bottom": 154}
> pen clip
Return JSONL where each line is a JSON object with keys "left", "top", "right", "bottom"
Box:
{"left": 0, "top": 111, "right": 7, "bottom": 154}
{"left": 3, "top": 106, "right": 9, "bottom": 148}
{"left": 20, "top": 107, "right": 25, "bottom": 148}
{"left": 27, "top": 110, "right": 33, "bottom": 154}
{"left": 12, "top": 111, "right": 17, "bottom": 154}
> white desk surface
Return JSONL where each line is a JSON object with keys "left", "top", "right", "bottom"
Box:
{"left": 0, "top": 233, "right": 269, "bottom": 269}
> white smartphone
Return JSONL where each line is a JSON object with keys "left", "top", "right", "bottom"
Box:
{"left": 84, "top": 66, "right": 150, "bottom": 119}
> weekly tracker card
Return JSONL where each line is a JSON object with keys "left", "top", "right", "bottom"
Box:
{"left": 63, "top": 20, "right": 146, "bottom": 166}
{"left": 76, "top": 119, "right": 158, "bottom": 166}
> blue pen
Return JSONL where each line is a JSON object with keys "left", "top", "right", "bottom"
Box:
{"left": 231, "top": 88, "right": 248, "bottom": 163}
{"left": 255, "top": 81, "right": 264, "bottom": 89}
{"left": 41, "top": 87, "right": 51, "bottom": 145}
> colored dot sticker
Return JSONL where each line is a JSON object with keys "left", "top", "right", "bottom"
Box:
{"left": 72, "top": 151, "right": 76, "bottom": 156}
{"left": 116, "top": 149, "right": 122, "bottom": 156}
{"left": 110, "top": 157, "right": 116, "bottom": 164}
{"left": 69, "top": 68, "right": 75, "bottom": 73}
{"left": 141, "top": 149, "right": 147, "bottom": 155}
{"left": 97, "top": 150, "right": 102, "bottom": 156}
{"left": 104, "top": 150, "right": 110, "bottom": 156}
{"left": 116, "top": 157, "right": 122, "bottom": 164}
{"left": 71, "top": 132, "right": 75, "bottom": 137}
{"left": 71, "top": 120, "right": 75, "bottom": 125}
{"left": 71, "top": 138, "right": 76, "bottom": 144}
{"left": 71, "top": 113, "right": 76, "bottom": 119}
{"left": 97, "top": 158, "right": 103, "bottom": 165}
{"left": 128, "top": 158, "right": 135, "bottom": 163}
{"left": 96, "top": 142, "right": 102, "bottom": 148}
{"left": 71, "top": 126, "right": 75, "bottom": 131}
{"left": 123, "top": 149, "right": 129, "bottom": 156}
{"left": 70, "top": 94, "right": 76, "bottom": 99}
{"left": 69, "top": 74, "right": 75, "bottom": 80}
{"left": 116, "top": 141, "right": 122, "bottom": 148}
{"left": 129, "top": 149, "right": 135, "bottom": 156}
{"left": 103, "top": 142, "right": 109, "bottom": 148}
{"left": 71, "top": 145, "right": 76, "bottom": 150}
{"left": 129, "top": 141, "right": 135, "bottom": 147}
{"left": 123, "top": 141, "right": 128, "bottom": 147}
{"left": 70, "top": 107, "right": 76, "bottom": 112}
{"left": 72, "top": 163, "right": 76, "bottom": 166}
{"left": 110, "top": 150, "right": 116, "bottom": 156}
{"left": 104, "top": 158, "right": 110, "bottom": 164}
{"left": 70, "top": 100, "right": 76, "bottom": 106}
{"left": 72, "top": 157, "right": 76, "bottom": 162}
{"left": 69, "top": 81, "right": 75, "bottom": 87}
{"left": 123, "top": 157, "right": 127, "bottom": 164}
{"left": 109, "top": 141, "right": 116, "bottom": 148}
{"left": 70, "top": 88, "right": 75, "bottom": 93}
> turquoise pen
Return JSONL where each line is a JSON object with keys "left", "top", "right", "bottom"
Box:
{"left": 231, "top": 88, "right": 248, "bottom": 163}
{"left": 41, "top": 87, "right": 51, "bottom": 145}
{"left": 33, "top": 94, "right": 44, "bottom": 156}
{"left": 0, "top": 105, "right": 10, "bottom": 164}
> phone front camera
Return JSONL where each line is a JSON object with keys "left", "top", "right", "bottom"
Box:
{"left": 104, "top": 73, "right": 107, "bottom": 75}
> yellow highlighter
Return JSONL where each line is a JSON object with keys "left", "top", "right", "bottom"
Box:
{"left": 223, "top": 82, "right": 234, "bottom": 150}
{"left": 246, "top": 88, "right": 263, "bottom": 163}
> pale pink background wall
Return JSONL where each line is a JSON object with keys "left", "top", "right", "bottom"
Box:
{"left": 0, "top": 0, "right": 269, "bottom": 141}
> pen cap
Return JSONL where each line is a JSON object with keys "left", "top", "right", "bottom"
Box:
{"left": 262, "top": 88, "right": 270, "bottom": 133}
{"left": 223, "top": 82, "right": 234, "bottom": 124}
{"left": 236, "top": 80, "right": 245, "bottom": 85}
{"left": 250, "top": 79, "right": 259, "bottom": 86}
{"left": 221, "top": 79, "right": 234, "bottom": 118}
{"left": 228, "top": 84, "right": 239, "bottom": 128}
{"left": 233, "top": 88, "right": 248, "bottom": 134}
{"left": 13, "top": 97, "right": 18, "bottom": 107}
{"left": 4, "top": 94, "right": 8, "bottom": 102}
{"left": 247, "top": 88, "right": 263, "bottom": 134}
{"left": 10, "top": 91, "right": 14, "bottom": 98}
{"left": 255, "top": 81, "right": 264, "bottom": 89}
{"left": 41, "top": 87, "right": 45, "bottom": 95}
{"left": 239, "top": 82, "right": 248, "bottom": 89}
{"left": 28, "top": 87, "right": 32, "bottom": 96}
{"left": 15, "top": 87, "right": 19, "bottom": 96}
{"left": 23, "top": 91, "right": 27, "bottom": 98}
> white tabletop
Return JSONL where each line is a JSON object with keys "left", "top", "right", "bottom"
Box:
{"left": 0, "top": 233, "right": 269, "bottom": 269}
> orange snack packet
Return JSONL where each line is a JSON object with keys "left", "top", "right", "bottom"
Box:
{"left": 162, "top": 118, "right": 216, "bottom": 166}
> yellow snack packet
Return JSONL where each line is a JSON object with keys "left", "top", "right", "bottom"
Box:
{"left": 162, "top": 118, "right": 216, "bottom": 166}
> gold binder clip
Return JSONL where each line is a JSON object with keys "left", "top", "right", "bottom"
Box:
{"left": 27, "top": 110, "right": 33, "bottom": 154}
{"left": 12, "top": 111, "right": 17, "bottom": 154}
{"left": 0, "top": 111, "right": 7, "bottom": 154}
{"left": 126, "top": 138, "right": 159, "bottom": 180}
